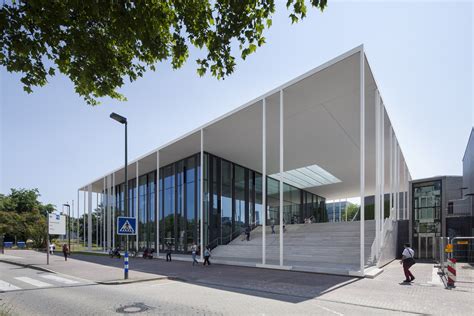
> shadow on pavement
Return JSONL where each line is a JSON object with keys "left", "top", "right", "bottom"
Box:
{"left": 65, "top": 253, "right": 361, "bottom": 303}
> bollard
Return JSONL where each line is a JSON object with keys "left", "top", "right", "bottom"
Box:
{"left": 447, "top": 258, "right": 456, "bottom": 288}
{"left": 124, "top": 252, "right": 129, "bottom": 280}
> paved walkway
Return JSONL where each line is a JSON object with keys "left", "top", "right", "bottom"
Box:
{"left": 1, "top": 250, "right": 473, "bottom": 314}
{"left": 0, "top": 250, "right": 164, "bottom": 284}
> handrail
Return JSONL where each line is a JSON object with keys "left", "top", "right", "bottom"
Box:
{"left": 351, "top": 207, "right": 360, "bottom": 222}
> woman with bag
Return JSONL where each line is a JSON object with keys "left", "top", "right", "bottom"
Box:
{"left": 400, "top": 243, "right": 415, "bottom": 283}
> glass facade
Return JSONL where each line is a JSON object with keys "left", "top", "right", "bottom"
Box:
{"left": 104, "top": 152, "right": 327, "bottom": 253}
{"left": 412, "top": 180, "right": 442, "bottom": 259}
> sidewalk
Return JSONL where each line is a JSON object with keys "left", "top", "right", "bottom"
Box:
{"left": 0, "top": 250, "right": 166, "bottom": 284}
{"left": 1, "top": 250, "right": 472, "bottom": 314}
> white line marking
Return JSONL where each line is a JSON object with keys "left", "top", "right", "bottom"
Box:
{"left": 41, "top": 275, "right": 80, "bottom": 284}
{"left": 15, "top": 277, "right": 52, "bottom": 288}
{"left": 314, "top": 303, "right": 344, "bottom": 316}
{"left": 0, "top": 280, "right": 21, "bottom": 291}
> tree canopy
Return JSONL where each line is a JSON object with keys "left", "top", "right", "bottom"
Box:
{"left": 0, "top": 0, "right": 327, "bottom": 105}
{"left": 0, "top": 188, "right": 55, "bottom": 248}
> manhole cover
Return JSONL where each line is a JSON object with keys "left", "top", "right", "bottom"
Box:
{"left": 116, "top": 302, "right": 153, "bottom": 314}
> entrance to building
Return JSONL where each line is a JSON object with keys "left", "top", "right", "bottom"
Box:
{"left": 417, "top": 233, "right": 436, "bottom": 259}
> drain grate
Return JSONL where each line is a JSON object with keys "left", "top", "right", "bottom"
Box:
{"left": 116, "top": 302, "right": 153, "bottom": 314}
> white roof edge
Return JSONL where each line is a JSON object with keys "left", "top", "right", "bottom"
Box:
{"left": 363, "top": 47, "right": 411, "bottom": 178}
{"left": 79, "top": 44, "right": 365, "bottom": 191}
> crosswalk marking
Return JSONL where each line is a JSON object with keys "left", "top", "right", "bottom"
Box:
{"left": 15, "top": 277, "right": 52, "bottom": 288}
{"left": 40, "top": 274, "right": 79, "bottom": 284}
{"left": 0, "top": 280, "right": 21, "bottom": 291}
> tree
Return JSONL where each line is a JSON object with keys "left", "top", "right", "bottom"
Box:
{"left": 0, "top": 188, "right": 55, "bottom": 248}
{"left": 0, "top": 0, "right": 327, "bottom": 105}
{"left": 342, "top": 203, "right": 359, "bottom": 221}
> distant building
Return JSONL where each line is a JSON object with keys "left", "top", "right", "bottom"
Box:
{"left": 409, "top": 127, "right": 474, "bottom": 259}
{"left": 326, "top": 200, "right": 355, "bottom": 222}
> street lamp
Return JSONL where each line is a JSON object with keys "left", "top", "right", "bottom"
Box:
{"left": 110, "top": 112, "right": 128, "bottom": 279}
{"left": 63, "top": 203, "right": 71, "bottom": 251}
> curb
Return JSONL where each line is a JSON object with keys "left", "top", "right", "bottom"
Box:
{"left": 0, "top": 259, "right": 56, "bottom": 274}
{"left": 97, "top": 276, "right": 176, "bottom": 285}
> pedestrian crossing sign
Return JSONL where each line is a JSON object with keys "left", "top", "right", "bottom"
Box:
{"left": 117, "top": 217, "right": 137, "bottom": 235}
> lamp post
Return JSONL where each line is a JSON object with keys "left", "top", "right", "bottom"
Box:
{"left": 110, "top": 112, "right": 128, "bottom": 279}
{"left": 63, "top": 203, "right": 71, "bottom": 251}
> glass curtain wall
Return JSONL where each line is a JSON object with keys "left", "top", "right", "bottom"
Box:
{"left": 106, "top": 151, "right": 326, "bottom": 254}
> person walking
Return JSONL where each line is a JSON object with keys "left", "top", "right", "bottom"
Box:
{"left": 245, "top": 225, "right": 251, "bottom": 241}
{"left": 400, "top": 243, "right": 415, "bottom": 283}
{"left": 191, "top": 243, "right": 199, "bottom": 266}
{"left": 166, "top": 243, "right": 172, "bottom": 262}
{"left": 271, "top": 219, "right": 275, "bottom": 234}
{"left": 203, "top": 247, "right": 211, "bottom": 266}
{"left": 62, "top": 243, "right": 69, "bottom": 261}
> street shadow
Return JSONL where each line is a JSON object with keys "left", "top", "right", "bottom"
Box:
{"left": 66, "top": 253, "right": 362, "bottom": 303}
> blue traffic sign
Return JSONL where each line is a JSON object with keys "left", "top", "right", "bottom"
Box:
{"left": 117, "top": 217, "right": 137, "bottom": 235}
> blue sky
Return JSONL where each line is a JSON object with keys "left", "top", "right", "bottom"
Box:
{"left": 1, "top": 1, "right": 473, "bottom": 209}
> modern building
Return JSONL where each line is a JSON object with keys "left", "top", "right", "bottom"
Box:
{"left": 409, "top": 128, "right": 474, "bottom": 260}
{"left": 78, "top": 45, "right": 411, "bottom": 276}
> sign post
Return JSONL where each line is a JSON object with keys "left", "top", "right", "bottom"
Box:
{"left": 117, "top": 217, "right": 137, "bottom": 280}
{"left": 47, "top": 213, "right": 66, "bottom": 265}
{"left": 47, "top": 214, "right": 49, "bottom": 265}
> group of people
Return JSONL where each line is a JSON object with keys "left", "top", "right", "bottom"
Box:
{"left": 270, "top": 219, "right": 286, "bottom": 234}
{"left": 165, "top": 243, "right": 212, "bottom": 266}
{"left": 48, "top": 243, "right": 70, "bottom": 261}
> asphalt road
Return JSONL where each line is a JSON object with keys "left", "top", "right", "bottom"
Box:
{"left": 0, "top": 261, "right": 417, "bottom": 316}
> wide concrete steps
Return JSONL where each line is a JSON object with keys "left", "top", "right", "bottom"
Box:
{"left": 211, "top": 220, "right": 376, "bottom": 273}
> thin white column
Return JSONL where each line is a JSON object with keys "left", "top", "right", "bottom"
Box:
{"left": 389, "top": 128, "right": 393, "bottom": 216}
{"left": 107, "top": 175, "right": 112, "bottom": 250}
{"left": 200, "top": 129, "right": 204, "bottom": 261}
{"left": 332, "top": 201, "right": 335, "bottom": 222}
{"left": 77, "top": 190, "right": 80, "bottom": 249}
{"left": 380, "top": 104, "right": 385, "bottom": 248}
{"left": 396, "top": 142, "right": 400, "bottom": 219}
{"left": 359, "top": 48, "right": 366, "bottom": 273}
{"left": 88, "top": 184, "right": 92, "bottom": 250}
{"left": 156, "top": 151, "right": 160, "bottom": 257}
{"left": 375, "top": 89, "right": 381, "bottom": 258}
{"left": 96, "top": 193, "right": 99, "bottom": 247}
{"left": 345, "top": 198, "right": 348, "bottom": 222}
{"left": 112, "top": 173, "right": 116, "bottom": 248}
{"left": 83, "top": 189, "right": 86, "bottom": 247}
{"left": 279, "top": 89, "right": 284, "bottom": 267}
{"left": 403, "top": 163, "right": 407, "bottom": 220}
{"left": 135, "top": 162, "right": 139, "bottom": 251}
{"left": 262, "top": 98, "right": 267, "bottom": 265}
{"left": 103, "top": 177, "right": 106, "bottom": 251}
{"left": 338, "top": 199, "right": 342, "bottom": 222}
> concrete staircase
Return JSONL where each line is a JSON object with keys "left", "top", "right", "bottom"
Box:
{"left": 211, "top": 220, "right": 376, "bottom": 275}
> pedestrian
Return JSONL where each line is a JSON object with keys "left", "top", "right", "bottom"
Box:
{"left": 400, "top": 243, "right": 415, "bottom": 283}
{"left": 166, "top": 243, "right": 172, "bottom": 262}
{"left": 49, "top": 243, "right": 55, "bottom": 255}
{"left": 271, "top": 219, "right": 275, "bottom": 234}
{"left": 203, "top": 247, "right": 211, "bottom": 266}
{"left": 245, "top": 225, "right": 251, "bottom": 241}
{"left": 191, "top": 243, "right": 199, "bottom": 266}
{"left": 62, "top": 243, "right": 69, "bottom": 261}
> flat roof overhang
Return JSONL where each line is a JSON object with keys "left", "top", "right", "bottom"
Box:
{"left": 81, "top": 45, "right": 409, "bottom": 200}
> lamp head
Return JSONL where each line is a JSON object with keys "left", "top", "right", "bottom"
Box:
{"left": 110, "top": 112, "right": 127, "bottom": 124}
